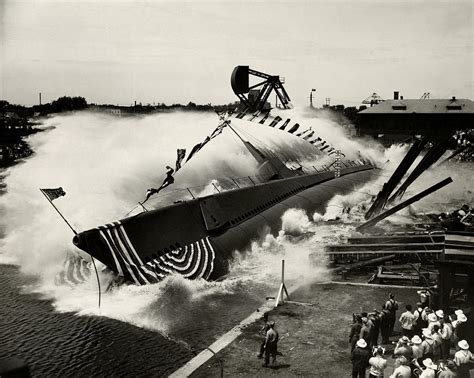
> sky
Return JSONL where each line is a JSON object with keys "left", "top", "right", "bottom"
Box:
{"left": 0, "top": 0, "right": 472, "bottom": 107}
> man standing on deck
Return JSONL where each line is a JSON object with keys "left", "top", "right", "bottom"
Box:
{"left": 263, "top": 321, "right": 279, "bottom": 368}
{"left": 144, "top": 166, "right": 175, "bottom": 202}
{"left": 385, "top": 293, "right": 399, "bottom": 336}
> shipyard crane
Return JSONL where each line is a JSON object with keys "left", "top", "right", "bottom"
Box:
{"left": 231, "top": 66, "right": 291, "bottom": 111}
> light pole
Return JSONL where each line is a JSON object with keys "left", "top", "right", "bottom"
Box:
{"left": 310, "top": 89, "right": 316, "bottom": 108}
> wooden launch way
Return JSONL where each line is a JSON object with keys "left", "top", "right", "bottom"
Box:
{"left": 325, "top": 232, "right": 447, "bottom": 263}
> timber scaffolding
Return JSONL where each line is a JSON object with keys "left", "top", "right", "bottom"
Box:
{"left": 321, "top": 133, "right": 473, "bottom": 308}
{"left": 325, "top": 230, "right": 474, "bottom": 264}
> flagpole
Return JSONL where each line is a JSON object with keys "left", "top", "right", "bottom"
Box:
{"left": 40, "top": 189, "right": 77, "bottom": 235}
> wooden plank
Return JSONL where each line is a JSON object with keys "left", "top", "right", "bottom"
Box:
{"left": 169, "top": 300, "right": 275, "bottom": 377}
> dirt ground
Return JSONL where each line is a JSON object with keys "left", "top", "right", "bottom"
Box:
{"left": 192, "top": 282, "right": 420, "bottom": 377}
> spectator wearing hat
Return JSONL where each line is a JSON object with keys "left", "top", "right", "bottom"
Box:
{"left": 438, "top": 359, "right": 457, "bottom": 378}
{"left": 411, "top": 335, "right": 424, "bottom": 363}
{"left": 422, "top": 307, "right": 433, "bottom": 323}
{"left": 385, "top": 293, "right": 399, "bottom": 336}
{"left": 421, "top": 328, "right": 435, "bottom": 359}
{"left": 351, "top": 339, "right": 370, "bottom": 378}
{"left": 349, "top": 315, "right": 363, "bottom": 352}
{"left": 399, "top": 304, "right": 416, "bottom": 338}
{"left": 452, "top": 311, "right": 466, "bottom": 326}
{"left": 368, "top": 346, "right": 387, "bottom": 378}
{"left": 453, "top": 314, "right": 469, "bottom": 342}
{"left": 454, "top": 340, "right": 474, "bottom": 378}
{"left": 389, "top": 356, "right": 411, "bottom": 378}
{"left": 262, "top": 321, "right": 279, "bottom": 368}
{"left": 451, "top": 309, "right": 464, "bottom": 322}
{"left": 427, "top": 313, "right": 440, "bottom": 332}
{"left": 394, "top": 336, "right": 413, "bottom": 361}
{"left": 420, "top": 358, "right": 437, "bottom": 378}
{"left": 440, "top": 315, "right": 453, "bottom": 361}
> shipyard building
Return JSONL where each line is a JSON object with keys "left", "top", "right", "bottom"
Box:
{"left": 356, "top": 93, "right": 474, "bottom": 143}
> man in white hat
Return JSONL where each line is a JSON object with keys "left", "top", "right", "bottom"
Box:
{"left": 411, "top": 335, "right": 424, "bottom": 363}
{"left": 421, "top": 328, "right": 435, "bottom": 359}
{"left": 394, "top": 336, "right": 413, "bottom": 360}
{"left": 454, "top": 340, "right": 473, "bottom": 378}
{"left": 435, "top": 309, "right": 444, "bottom": 319}
{"left": 450, "top": 309, "right": 464, "bottom": 323}
{"left": 420, "top": 358, "right": 437, "bottom": 378}
{"left": 351, "top": 339, "right": 370, "bottom": 378}
{"left": 427, "top": 313, "right": 440, "bottom": 332}
{"left": 439, "top": 314, "right": 453, "bottom": 361}
{"left": 389, "top": 355, "right": 411, "bottom": 378}
{"left": 453, "top": 313, "right": 468, "bottom": 341}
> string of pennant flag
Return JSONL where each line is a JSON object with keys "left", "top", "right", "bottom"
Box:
{"left": 173, "top": 117, "right": 229, "bottom": 174}
{"left": 232, "top": 109, "right": 345, "bottom": 157}
{"left": 145, "top": 109, "right": 345, "bottom": 204}
{"left": 174, "top": 109, "right": 344, "bottom": 174}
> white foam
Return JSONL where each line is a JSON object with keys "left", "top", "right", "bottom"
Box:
{"left": 2, "top": 107, "right": 470, "bottom": 333}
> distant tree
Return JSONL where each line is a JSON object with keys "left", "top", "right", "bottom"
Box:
{"left": 50, "top": 96, "right": 87, "bottom": 112}
{"left": 0, "top": 100, "right": 10, "bottom": 110}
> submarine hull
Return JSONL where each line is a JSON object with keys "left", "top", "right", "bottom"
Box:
{"left": 73, "top": 164, "right": 375, "bottom": 284}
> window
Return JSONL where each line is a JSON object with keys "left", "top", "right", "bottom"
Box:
{"left": 392, "top": 105, "right": 406, "bottom": 110}
{"left": 446, "top": 105, "right": 462, "bottom": 110}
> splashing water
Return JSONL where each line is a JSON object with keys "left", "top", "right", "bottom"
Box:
{"left": 1, "top": 107, "right": 470, "bottom": 336}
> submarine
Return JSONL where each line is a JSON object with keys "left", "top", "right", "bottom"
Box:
{"left": 71, "top": 66, "right": 377, "bottom": 285}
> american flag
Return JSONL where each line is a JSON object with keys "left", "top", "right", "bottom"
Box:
{"left": 40, "top": 187, "right": 66, "bottom": 201}
{"left": 175, "top": 148, "right": 186, "bottom": 172}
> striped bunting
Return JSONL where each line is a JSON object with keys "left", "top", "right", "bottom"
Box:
{"left": 97, "top": 222, "right": 216, "bottom": 285}
{"left": 233, "top": 110, "right": 344, "bottom": 157}
{"left": 268, "top": 116, "right": 282, "bottom": 127}
{"left": 55, "top": 254, "right": 91, "bottom": 286}
{"left": 145, "top": 237, "right": 216, "bottom": 281}
{"left": 286, "top": 123, "right": 299, "bottom": 133}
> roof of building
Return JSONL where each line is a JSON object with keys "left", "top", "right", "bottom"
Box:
{"left": 359, "top": 98, "right": 474, "bottom": 114}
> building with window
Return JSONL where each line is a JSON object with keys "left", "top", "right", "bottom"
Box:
{"left": 356, "top": 95, "right": 474, "bottom": 143}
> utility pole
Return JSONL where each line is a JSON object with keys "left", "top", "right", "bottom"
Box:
{"left": 310, "top": 89, "right": 316, "bottom": 108}
{"left": 39, "top": 92, "right": 42, "bottom": 106}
